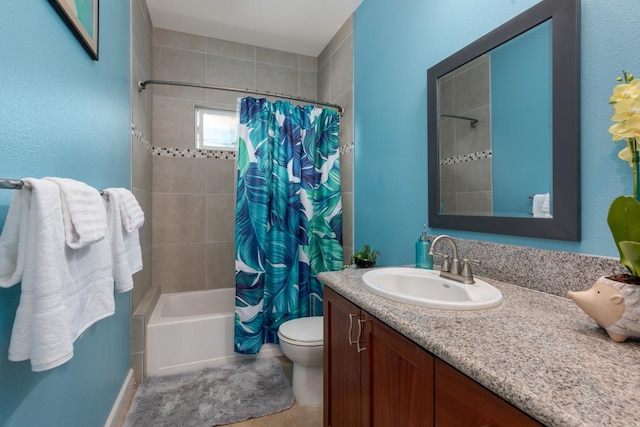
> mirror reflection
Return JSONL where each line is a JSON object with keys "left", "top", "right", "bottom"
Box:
{"left": 427, "top": 0, "right": 580, "bottom": 241}
{"left": 438, "top": 20, "right": 552, "bottom": 218}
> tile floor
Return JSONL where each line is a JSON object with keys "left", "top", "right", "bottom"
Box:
{"left": 225, "top": 401, "right": 322, "bottom": 427}
{"left": 224, "top": 356, "right": 323, "bottom": 426}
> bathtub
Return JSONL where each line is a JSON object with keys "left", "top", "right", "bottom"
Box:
{"left": 146, "top": 288, "right": 282, "bottom": 375}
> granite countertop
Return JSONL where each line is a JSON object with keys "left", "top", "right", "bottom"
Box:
{"left": 318, "top": 267, "right": 640, "bottom": 427}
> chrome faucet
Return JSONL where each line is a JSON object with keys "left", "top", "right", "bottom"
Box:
{"left": 428, "top": 235, "right": 479, "bottom": 284}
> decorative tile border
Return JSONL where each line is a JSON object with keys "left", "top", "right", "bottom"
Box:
{"left": 151, "top": 141, "right": 355, "bottom": 159}
{"left": 440, "top": 150, "right": 492, "bottom": 166}
{"left": 152, "top": 147, "right": 237, "bottom": 159}
{"left": 131, "top": 123, "right": 151, "bottom": 150}
{"left": 340, "top": 142, "right": 354, "bottom": 155}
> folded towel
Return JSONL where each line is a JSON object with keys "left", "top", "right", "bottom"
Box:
{"left": 7, "top": 178, "right": 115, "bottom": 372}
{"left": 109, "top": 188, "right": 144, "bottom": 233}
{"left": 0, "top": 188, "right": 30, "bottom": 287}
{"left": 44, "top": 177, "right": 108, "bottom": 249}
{"left": 103, "top": 188, "right": 144, "bottom": 293}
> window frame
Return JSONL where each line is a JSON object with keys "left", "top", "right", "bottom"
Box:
{"left": 194, "top": 106, "right": 239, "bottom": 151}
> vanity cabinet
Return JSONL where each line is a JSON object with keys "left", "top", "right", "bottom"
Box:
{"left": 324, "top": 286, "right": 434, "bottom": 427}
{"left": 435, "top": 359, "right": 543, "bottom": 427}
{"left": 324, "top": 287, "right": 543, "bottom": 427}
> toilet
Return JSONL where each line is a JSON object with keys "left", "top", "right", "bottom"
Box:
{"left": 277, "top": 316, "right": 324, "bottom": 406}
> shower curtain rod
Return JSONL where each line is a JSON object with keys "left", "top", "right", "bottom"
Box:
{"left": 138, "top": 79, "right": 344, "bottom": 115}
{"left": 440, "top": 114, "right": 478, "bottom": 128}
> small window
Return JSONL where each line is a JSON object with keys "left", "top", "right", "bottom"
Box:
{"left": 195, "top": 107, "right": 238, "bottom": 150}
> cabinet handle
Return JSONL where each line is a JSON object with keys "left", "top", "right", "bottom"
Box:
{"left": 348, "top": 313, "right": 358, "bottom": 345}
{"left": 356, "top": 319, "right": 369, "bottom": 352}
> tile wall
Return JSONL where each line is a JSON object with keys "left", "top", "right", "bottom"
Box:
{"left": 438, "top": 56, "right": 492, "bottom": 215}
{"left": 130, "top": 0, "right": 155, "bottom": 384}
{"left": 151, "top": 19, "right": 354, "bottom": 294}
{"left": 318, "top": 17, "right": 355, "bottom": 264}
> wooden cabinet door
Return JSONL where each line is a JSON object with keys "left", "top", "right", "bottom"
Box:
{"left": 362, "top": 315, "right": 435, "bottom": 427}
{"left": 324, "top": 287, "right": 366, "bottom": 427}
{"left": 435, "top": 359, "right": 543, "bottom": 427}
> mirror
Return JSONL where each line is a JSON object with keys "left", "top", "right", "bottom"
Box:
{"left": 427, "top": 0, "right": 580, "bottom": 241}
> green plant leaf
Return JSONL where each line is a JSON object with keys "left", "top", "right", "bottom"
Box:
{"left": 607, "top": 196, "right": 640, "bottom": 275}
{"left": 619, "top": 241, "right": 640, "bottom": 276}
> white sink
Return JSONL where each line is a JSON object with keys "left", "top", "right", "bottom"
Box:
{"left": 362, "top": 267, "right": 503, "bottom": 310}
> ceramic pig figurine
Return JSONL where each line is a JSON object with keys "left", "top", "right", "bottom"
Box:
{"left": 567, "top": 276, "right": 640, "bottom": 343}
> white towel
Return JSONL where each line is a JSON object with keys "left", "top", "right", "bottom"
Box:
{"left": 110, "top": 188, "right": 145, "bottom": 233}
{"left": 103, "top": 188, "right": 144, "bottom": 293}
{"left": 532, "top": 193, "right": 552, "bottom": 218}
{"left": 0, "top": 188, "right": 30, "bottom": 287}
{"left": 7, "top": 178, "right": 115, "bottom": 372}
{"left": 8, "top": 178, "right": 74, "bottom": 370}
{"left": 44, "top": 177, "right": 108, "bottom": 249}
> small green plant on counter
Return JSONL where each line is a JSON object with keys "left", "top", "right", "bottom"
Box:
{"left": 351, "top": 244, "right": 380, "bottom": 268}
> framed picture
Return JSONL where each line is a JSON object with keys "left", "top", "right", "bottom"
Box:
{"left": 49, "top": 0, "right": 99, "bottom": 60}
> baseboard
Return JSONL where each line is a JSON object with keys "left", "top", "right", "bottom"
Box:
{"left": 104, "top": 368, "right": 134, "bottom": 427}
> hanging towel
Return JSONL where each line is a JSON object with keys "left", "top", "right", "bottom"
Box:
{"left": 103, "top": 188, "right": 144, "bottom": 293}
{"left": 0, "top": 188, "right": 30, "bottom": 287}
{"left": 110, "top": 187, "right": 145, "bottom": 233}
{"left": 8, "top": 178, "right": 74, "bottom": 370}
{"left": 43, "top": 177, "right": 108, "bottom": 249}
{"left": 6, "top": 178, "right": 115, "bottom": 371}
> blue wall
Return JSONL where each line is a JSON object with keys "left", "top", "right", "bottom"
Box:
{"left": 0, "top": 1, "right": 131, "bottom": 426}
{"left": 492, "top": 20, "right": 552, "bottom": 216}
{"left": 354, "top": 0, "right": 640, "bottom": 265}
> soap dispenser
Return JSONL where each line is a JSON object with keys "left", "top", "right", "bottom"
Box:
{"left": 415, "top": 224, "right": 433, "bottom": 269}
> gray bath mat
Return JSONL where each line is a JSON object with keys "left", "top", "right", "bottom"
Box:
{"left": 123, "top": 357, "right": 294, "bottom": 427}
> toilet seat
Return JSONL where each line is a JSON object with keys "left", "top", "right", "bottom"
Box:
{"left": 278, "top": 316, "right": 323, "bottom": 347}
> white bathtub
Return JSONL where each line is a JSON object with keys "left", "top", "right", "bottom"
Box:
{"left": 146, "top": 288, "right": 282, "bottom": 375}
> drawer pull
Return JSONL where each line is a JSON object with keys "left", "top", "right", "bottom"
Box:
{"left": 348, "top": 313, "right": 358, "bottom": 345}
{"left": 356, "top": 319, "right": 369, "bottom": 352}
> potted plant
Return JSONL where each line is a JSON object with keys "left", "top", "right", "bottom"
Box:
{"left": 351, "top": 244, "right": 380, "bottom": 268}
{"left": 606, "top": 71, "right": 640, "bottom": 284}
{"left": 567, "top": 71, "right": 640, "bottom": 342}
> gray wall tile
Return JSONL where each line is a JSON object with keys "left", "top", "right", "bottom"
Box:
{"left": 152, "top": 96, "right": 197, "bottom": 149}
{"left": 207, "top": 38, "right": 255, "bottom": 60}
{"left": 330, "top": 33, "right": 354, "bottom": 101}
{"left": 206, "top": 194, "right": 235, "bottom": 242}
{"left": 206, "top": 242, "right": 236, "bottom": 289}
{"left": 152, "top": 193, "right": 206, "bottom": 243}
{"left": 153, "top": 27, "right": 206, "bottom": 52}
{"left": 153, "top": 156, "right": 205, "bottom": 193}
{"left": 256, "top": 47, "right": 299, "bottom": 68}
{"left": 206, "top": 158, "right": 236, "bottom": 194}
{"left": 152, "top": 243, "right": 207, "bottom": 293}
{"left": 256, "top": 62, "right": 299, "bottom": 95}
{"left": 299, "top": 70, "right": 318, "bottom": 100}
{"left": 206, "top": 55, "right": 256, "bottom": 89}
{"left": 299, "top": 55, "right": 318, "bottom": 72}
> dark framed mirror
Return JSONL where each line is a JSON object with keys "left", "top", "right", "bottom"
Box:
{"left": 427, "top": 0, "right": 580, "bottom": 241}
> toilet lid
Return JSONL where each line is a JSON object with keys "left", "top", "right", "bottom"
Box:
{"left": 278, "top": 316, "right": 323, "bottom": 345}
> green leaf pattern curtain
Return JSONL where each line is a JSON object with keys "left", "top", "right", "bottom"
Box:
{"left": 234, "top": 97, "right": 343, "bottom": 354}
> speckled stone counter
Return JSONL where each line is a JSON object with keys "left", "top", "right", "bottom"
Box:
{"left": 318, "top": 267, "right": 640, "bottom": 427}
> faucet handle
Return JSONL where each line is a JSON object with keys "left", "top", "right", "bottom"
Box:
{"left": 460, "top": 259, "right": 481, "bottom": 282}
{"left": 434, "top": 252, "right": 451, "bottom": 272}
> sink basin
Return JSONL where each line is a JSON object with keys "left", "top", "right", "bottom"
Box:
{"left": 362, "top": 267, "right": 503, "bottom": 310}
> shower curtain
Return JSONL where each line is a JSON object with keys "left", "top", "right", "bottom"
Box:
{"left": 234, "top": 97, "right": 343, "bottom": 354}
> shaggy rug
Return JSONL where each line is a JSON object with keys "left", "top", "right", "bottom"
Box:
{"left": 123, "top": 358, "right": 294, "bottom": 427}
